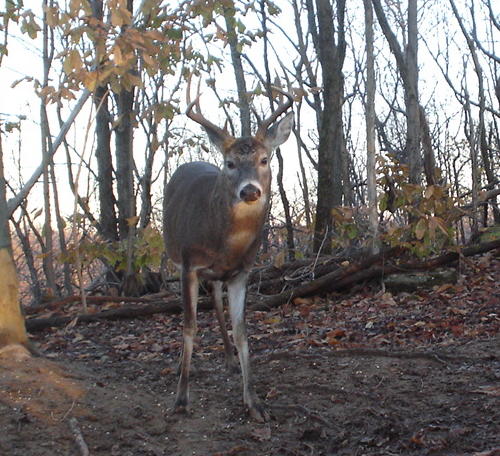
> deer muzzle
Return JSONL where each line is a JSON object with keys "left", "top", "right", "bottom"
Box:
{"left": 239, "top": 183, "right": 262, "bottom": 202}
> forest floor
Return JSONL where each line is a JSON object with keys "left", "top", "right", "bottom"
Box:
{"left": 1, "top": 252, "right": 499, "bottom": 456}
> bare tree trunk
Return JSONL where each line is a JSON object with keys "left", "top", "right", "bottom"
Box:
{"left": 115, "top": 94, "right": 136, "bottom": 239}
{"left": 463, "top": 84, "right": 480, "bottom": 239}
{"left": 113, "top": 0, "right": 139, "bottom": 295}
{"left": 11, "top": 216, "right": 42, "bottom": 305}
{"left": 223, "top": 1, "right": 251, "bottom": 136}
{"left": 420, "top": 105, "right": 436, "bottom": 186}
{"left": 115, "top": 86, "right": 137, "bottom": 289}
{"left": 371, "top": 0, "right": 425, "bottom": 185}
{"left": 95, "top": 86, "right": 119, "bottom": 241}
{"left": 450, "top": 0, "right": 500, "bottom": 224}
{"left": 50, "top": 160, "right": 73, "bottom": 295}
{"left": 406, "top": 0, "right": 421, "bottom": 184}
{"left": 40, "top": 0, "right": 56, "bottom": 296}
{"left": 0, "top": 130, "right": 28, "bottom": 349}
{"left": 138, "top": 106, "right": 159, "bottom": 231}
{"left": 364, "top": 0, "right": 379, "bottom": 253}
{"left": 294, "top": 105, "right": 312, "bottom": 229}
{"left": 88, "top": 0, "right": 119, "bottom": 243}
{"left": 311, "top": 0, "right": 347, "bottom": 254}
{"left": 260, "top": 0, "right": 295, "bottom": 260}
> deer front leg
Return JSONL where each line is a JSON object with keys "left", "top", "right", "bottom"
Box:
{"left": 213, "top": 281, "right": 239, "bottom": 373}
{"left": 174, "top": 268, "right": 199, "bottom": 414}
{"left": 227, "top": 272, "right": 268, "bottom": 422}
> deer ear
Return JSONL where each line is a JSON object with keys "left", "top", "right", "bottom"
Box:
{"left": 264, "top": 112, "right": 294, "bottom": 149}
{"left": 203, "top": 125, "right": 231, "bottom": 153}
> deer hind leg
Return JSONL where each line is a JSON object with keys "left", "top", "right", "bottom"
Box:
{"left": 227, "top": 272, "right": 268, "bottom": 422}
{"left": 174, "top": 268, "right": 199, "bottom": 413}
{"left": 212, "top": 280, "right": 239, "bottom": 373}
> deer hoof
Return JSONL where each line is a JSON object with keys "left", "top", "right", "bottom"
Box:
{"left": 173, "top": 394, "right": 191, "bottom": 415}
{"left": 173, "top": 403, "right": 191, "bottom": 415}
{"left": 248, "top": 403, "right": 269, "bottom": 423}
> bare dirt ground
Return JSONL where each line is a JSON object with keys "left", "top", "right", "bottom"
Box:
{"left": 1, "top": 254, "right": 499, "bottom": 456}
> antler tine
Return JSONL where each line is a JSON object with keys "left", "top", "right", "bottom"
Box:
{"left": 256, "top": 86, "right": 294, "bottom": 138}
{"left": 185, "top": 76, "right": 229, "bottom": 138}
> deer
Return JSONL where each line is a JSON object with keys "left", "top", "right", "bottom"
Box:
{"left": 163, "top": 87, "right": 294, "bottom": 422}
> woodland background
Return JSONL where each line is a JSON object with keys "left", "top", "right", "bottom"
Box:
{"left": 0, "top": 0, "right": 498, "bottom": 306}
{"left": 0, "top": 1, "right": 499, "bottom": 455}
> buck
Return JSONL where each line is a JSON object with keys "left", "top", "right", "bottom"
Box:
{"left": 164, "top": 89, "right": 294, "bottom": 421}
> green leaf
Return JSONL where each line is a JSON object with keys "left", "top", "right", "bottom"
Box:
{"left": 379, "top": 195, "right": 387, "bottom": 212}
{"left": 346, "top": 225, "right": 358, "bottom": 240}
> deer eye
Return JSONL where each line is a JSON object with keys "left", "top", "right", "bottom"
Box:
{"left": 226, "top": 160, "right": 235, "bottom": 169}
{"left": 260, "top": 157, "right": 268, "bottom": 166}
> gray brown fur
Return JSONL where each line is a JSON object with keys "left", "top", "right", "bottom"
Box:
{"left": 164, "top": 95, "right": 294, "bottom": 422}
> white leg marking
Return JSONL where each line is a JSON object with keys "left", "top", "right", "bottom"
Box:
{"left": 227, "top": 273, "right": 251, "bottom": 399}
{"left": 227, "top": 272, "right": 267, "bottom": 421}
{"left": 175, "top": 269, "right": 199, "bottom": 410}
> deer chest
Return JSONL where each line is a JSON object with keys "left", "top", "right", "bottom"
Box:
{"left": 225, "top": 200, "right": 266, "bottom": 261}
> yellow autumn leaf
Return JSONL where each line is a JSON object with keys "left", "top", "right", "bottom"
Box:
{"left": 111, "top": 4, "right": 132, "bottom": 27}
{"left": 263, "top": 316, "right": 281, "bottom": 325}
{"left": 113, "top": 45, "right": 124, "bottom": 65}
{"left": 424, "top": 185, "right": 434, "bottom": 199}
{"left": 142, "top": 53, "right": 155, "bottom": 68}
{"left": 82, "top": 71, "right": 99, "bottom": 91}
{"left": 415, "top": 218, "right": 427, "bottom": 240}
{"left": 111, "top": 9, "right": 124, "bottom": 27}
{"left": 124, "top": 72, "right": 143, "bottom": 89}
{"left": 63, "top": 49, "right": 83, "bottom": 75}
{"left": 44, "top": 6, "right": 59, "bottom": 27}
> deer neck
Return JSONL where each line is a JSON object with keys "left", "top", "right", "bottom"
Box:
{"left": 207, "top": 174, "right": 268, "bottom": 262}
{"left": 226, "top": 195, "right": 268, "bottom": 255}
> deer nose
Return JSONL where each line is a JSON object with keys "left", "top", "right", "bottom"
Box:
{"left": 240, "top": 184, "right": 261, "bottom": 202}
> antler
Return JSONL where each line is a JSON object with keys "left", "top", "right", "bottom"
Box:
{"left": 256, "top": 87, "right": 294, "bottom": 138}
{"left": 185, "top": 75, "right": 229, "bottom": 140}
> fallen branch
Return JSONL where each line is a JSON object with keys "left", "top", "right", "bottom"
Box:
{"left": 251, "top": 239, "right": 500, "bottom": 310}
{"left": 25, "top": 294, "right": 170, "bottom": 316}
{"left": 250, "top": 247, "right": 401, "bottom": 310}
{"left": 25, "top": 297, "right": 212, "bottom": 332}
{"left": 25, "top": 240, "right": 499, "bottom": 332}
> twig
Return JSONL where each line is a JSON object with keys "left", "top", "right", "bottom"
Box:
{"left": 60, "top": 399, "right": 77, "bottom": 422}
{"left": 69, "top": 417, "right": 90, "bottom": 456}
{"left": 311, "top": 226, "right": 329, "bottom": 279}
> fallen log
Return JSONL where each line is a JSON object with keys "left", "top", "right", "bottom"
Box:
{"left": 25, "top": 239, "right": 500, "bottom": 332}
{"left": 25, "top": 297, "right": 212, "bottom": 332}
{"left": 250, "top": 247, "right": 401, "bottom": 310}
{"left": 250, "top": 239, "right": 500, "bottom": 310}
{"left": 25, "top": 294, "right": 169, "bottom": 316}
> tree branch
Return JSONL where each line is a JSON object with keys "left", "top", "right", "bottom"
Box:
{"left": 7, "top": 90, "right": 91, "bottom": 217}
